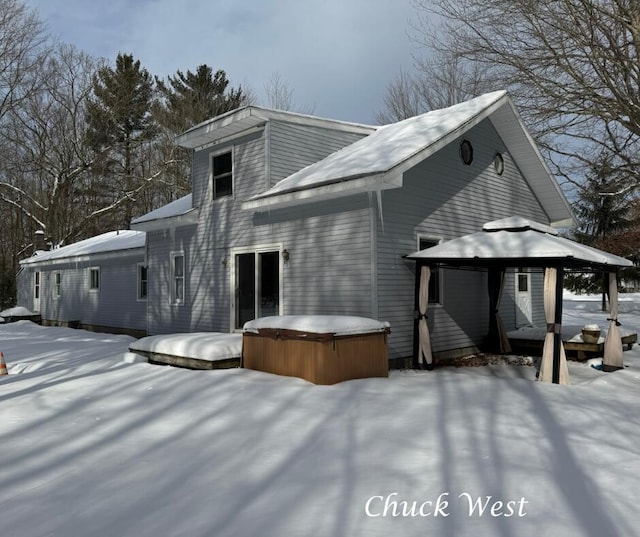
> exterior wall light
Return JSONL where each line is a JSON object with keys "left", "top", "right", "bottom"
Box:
{"left": 282, "top": 249, "right": 290, "bottom": 262}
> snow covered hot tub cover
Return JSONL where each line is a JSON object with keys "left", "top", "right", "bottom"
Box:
{"left": 242, "top": 315, "right": 391, "bottom": 384}
{"left": 243, "top": 315, "right": 390, "bottom": 337}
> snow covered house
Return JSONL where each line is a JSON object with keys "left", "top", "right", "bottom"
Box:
{"left": 126, "top": 90, "right": 574, "bottom": 363}
{"left": 17, "top": 230, "right": 147, "bottom": 337}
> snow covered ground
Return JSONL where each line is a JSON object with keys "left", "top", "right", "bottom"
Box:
{"left": 1, "top": 294, "right": 640, "bottom": 537}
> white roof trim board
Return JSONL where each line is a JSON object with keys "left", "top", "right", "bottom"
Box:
{"left": 407, "top": 218, "right": 632, "bottom": 268}
{"left": 20, "top": 230, "right": 146, "bottom": 266}
{"left": 241, "top": 91, "right": 574, "bottom": 225}
{"left": 176, "top": 106, "right": 375, "bottom": 150}
{"left": 130, "top": 194, "right": 198, "bottom": 232}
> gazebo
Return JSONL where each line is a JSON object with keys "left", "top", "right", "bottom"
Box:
{"left": 406, "top": 217, "right": 633, "bottom": 384}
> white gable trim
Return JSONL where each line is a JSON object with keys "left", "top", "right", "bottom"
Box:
{"left": 130, "top": 208, "right": 200, "bottom": 232}
{"left": 241, "top": 173, "right": 403, "bottom": 211}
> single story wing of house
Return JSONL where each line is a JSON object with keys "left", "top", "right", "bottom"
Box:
{"left": 19, "top": 91, "right": 580, "bottom": 362}
{"left": 17, "top": 230, "right": 148, "bottom": 337}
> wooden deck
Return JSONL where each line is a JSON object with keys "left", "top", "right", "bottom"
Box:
{"left": 509, "top": 331, "right": 637, "bottom": 360}
{"left": 134, "top": 349, "right": 241, "bottom": 370}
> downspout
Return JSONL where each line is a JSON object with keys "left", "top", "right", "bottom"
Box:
{"left": 368, "top": 192, "right": 379, "bottom": 320}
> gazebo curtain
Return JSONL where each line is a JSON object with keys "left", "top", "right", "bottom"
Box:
{"left": 603, "top": 272, "right": 623, "bottom": 370}
{"left": 418, "top": 265, "right": 433, "bottom": 367}
{"left": 539, "top": 267, "right": 570, "bottom": 384}
{"left": 487, "top": 268, "right": 512, "bottom": 353}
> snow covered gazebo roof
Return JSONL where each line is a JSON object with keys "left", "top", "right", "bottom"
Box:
{"left": 407, "top": 217, "right": 632, "bottom": 271}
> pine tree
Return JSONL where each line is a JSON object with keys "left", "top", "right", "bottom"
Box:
{"left": 155, "top": 65, "right": 246, "bottom": 132}
{"left": 565, "top": 155, "right": 635, "bottom": 304}
{"left": 86, "top": 53, "right": 156, "bottom": 227}
{"left": 153, "top": 65, "right": 247, "bottom": 200}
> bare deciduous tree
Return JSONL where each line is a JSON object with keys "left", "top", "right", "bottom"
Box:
{"left": 263, "top": 72, "right": 315, "bottom": 114}
{"left": 410, "top": 0, "right": 640, "bottom": 194}
{"left": 375, "top": 57, "right": 492, "bottom": 124}
{"left": 0, "top": 0, "right": 47, "bottom": 123}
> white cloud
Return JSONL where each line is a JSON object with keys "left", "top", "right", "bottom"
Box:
{"left": 25, "top": 0, "right": 417, "bottom": 123}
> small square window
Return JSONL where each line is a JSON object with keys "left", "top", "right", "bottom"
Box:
{"left": 212, "top": 151, "right": 232, "bottom": 199}
{"left": 518, "top": 273, "right": 529, "bottom": 292}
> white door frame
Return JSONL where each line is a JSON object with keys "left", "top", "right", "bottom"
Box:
{"left": 33, "top": 271, "right": 41, "bottom": 312}
{"left": 229, "top": 243, "right": 284, "bottom": 332}
{"left": 515, "top": 270, "right": 533, "bottom": 327}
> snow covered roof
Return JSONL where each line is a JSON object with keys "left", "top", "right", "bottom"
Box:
{"left": 130, "top": 194, "right": 198, "bottom": 231}
{"left": 175, "top": 106, "right": 374, "bottom": 150}
{"left": 20, "top": 230, "right": 146, "bottom": 266}
{"left": 242, "top": 92, "right": 573, "bottom": 225}
{"left": 407, "top": 217, "right": 632, "bottom": 269}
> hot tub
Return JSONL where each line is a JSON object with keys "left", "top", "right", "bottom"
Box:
{"left": 242, "top": 315, "right": 390, "bottom": 384}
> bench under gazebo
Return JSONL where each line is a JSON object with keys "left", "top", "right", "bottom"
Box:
{"left": 406, "top": 217, "right": 634, "bottom": 384}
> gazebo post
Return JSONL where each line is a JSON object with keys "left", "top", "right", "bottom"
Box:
{"left": 552, "top": 264, "right": 564, "bottom": 384}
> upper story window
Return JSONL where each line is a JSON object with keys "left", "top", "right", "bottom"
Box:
{"left": 212, "top": 151, "right": 233, "bottom": 199}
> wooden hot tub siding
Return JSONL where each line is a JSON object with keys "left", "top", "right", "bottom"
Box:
{"left": 242, "top": 328, "right": 390, "bottom": 385}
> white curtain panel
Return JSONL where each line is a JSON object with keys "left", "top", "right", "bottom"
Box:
{"left": 539, "top": 267, "right": 570, "bottom": 384}
{"left": 603, "top": 272, "right": 623, "bottom": 369}
{"left": 418, "top": 265, "right": 433, "bottom": 366}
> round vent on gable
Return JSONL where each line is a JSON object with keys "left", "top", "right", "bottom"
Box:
{"left": 494, "top": 153, "right": 505, "bottom": 175}
{"left": 460, "top": 139, "right": 473, "bottom": 165}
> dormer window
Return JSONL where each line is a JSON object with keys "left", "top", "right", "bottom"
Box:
{"left": 212, "top": 151, "right": 233, "bottom": 199}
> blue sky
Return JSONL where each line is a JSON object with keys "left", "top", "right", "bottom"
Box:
{"left": 24, "top": 0, "right": 420, "bottom": 124}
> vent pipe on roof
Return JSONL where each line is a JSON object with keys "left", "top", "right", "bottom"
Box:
{"left": 34, "top": 230, "right": 47, "bottom": 253}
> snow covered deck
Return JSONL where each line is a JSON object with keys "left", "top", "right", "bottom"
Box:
{"left": 0, "top": 307, "right": 41, "bottom": 325}
{"left": 129, "top": 332, "right": 243, "bottom": 370}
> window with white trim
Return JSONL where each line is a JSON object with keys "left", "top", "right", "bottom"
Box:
{"left": 418, "top": 237, "right": 442, "bottom": 304}
{"left": 212, "top": 150, "right": 233, "bottom": 199}
{"left": 171, "top": 253, "right": 185, "bottom": 304}
{"left": 137, "top": 264, "right": 148, "bottom": 300}
{"left": 34, "top": 271, "right": 40, "bottom": 300}
{"left": 88, "top": 267, "right": 100, "bottom": 291}
{"left": 53, "top": 272, "right": 62, "bottom": 298}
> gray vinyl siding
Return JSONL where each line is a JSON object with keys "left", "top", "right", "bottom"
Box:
{"left": 259, "top": 195, "right": 372, "bottom": 317}
{"left": 19, "top": 251, "right": 146, "bottom": 331}
{"left": 147, "top": 126, "right": 373, "bottom": 335}
{"left": 377, "top": 118, "right": 549, "bottom": 359}
{"left": 268, "top": 121, "right": 368, "bottom": 185}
